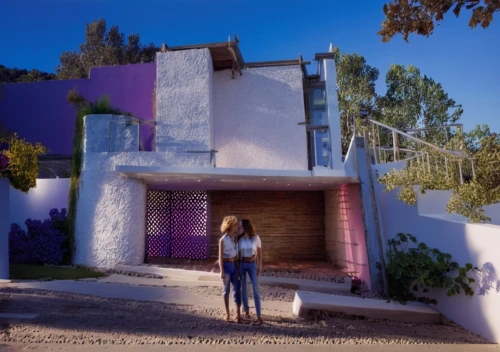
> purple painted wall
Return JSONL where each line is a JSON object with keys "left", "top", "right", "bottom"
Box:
{"left": 0, "top": 63, "right": 156, "bottom": 155}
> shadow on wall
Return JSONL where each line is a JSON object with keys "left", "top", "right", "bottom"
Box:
{"left": 373, "top": 163, "right": 500, "bottom": 343}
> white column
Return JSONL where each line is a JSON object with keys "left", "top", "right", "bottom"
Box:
{"left": 323, "top": 45, "right": 343, "bottom": 169}
{"left": 0, "top": 178, "right": 10, "bottom": 281}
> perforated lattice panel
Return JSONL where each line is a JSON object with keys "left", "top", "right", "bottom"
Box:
{"left": 146, "top": 191, "right": 208, "bottom": 259}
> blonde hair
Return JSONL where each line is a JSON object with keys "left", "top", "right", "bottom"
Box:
{"left": 220, "top": 215, "right": 238, "bottom": 234}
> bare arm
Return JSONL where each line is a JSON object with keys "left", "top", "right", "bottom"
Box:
{"left": 219, "top": 239, "right": 224, "bottom": 279}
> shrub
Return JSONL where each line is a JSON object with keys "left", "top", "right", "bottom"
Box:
{"left": 9, "top": 208, "right": 68, "bottom": 265}
{"left": 378, "top": 233, "right": 477, "bottom": 304}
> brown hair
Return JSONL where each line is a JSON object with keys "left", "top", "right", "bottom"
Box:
{"left": 241, "top": 219, "right": 256, "bottom": 237}
{"left": 220, "top": 215, "right": 238, "bottom": 234}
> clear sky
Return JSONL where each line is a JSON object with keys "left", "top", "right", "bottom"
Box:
{"left": 1, "top": 0, "right": 499, "bottom": 133}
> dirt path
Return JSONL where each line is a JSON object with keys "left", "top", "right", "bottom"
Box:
{"left": 0, "top": 287, "right": 491, "bottom": 346}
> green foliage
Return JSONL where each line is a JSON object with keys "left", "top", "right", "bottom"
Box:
{"left": 333, "top": 48, "right": 379, "bottom": 154}
{"left": 378, "top": 131, "right": 500, "bottom": 222}
{"left": 56, "top": 19, "right": 159, "bottom": 79}
{"left": 65, "top": 89, "right": 129, "bottom": 262}
{"left": 380, "top": 233, "right": 477, "bottom": 304}
{"left": 0, "top": 64, "right": 56, "bottom": 84}
{"left": 0, "top": 134, "right": 46, "bottom": 193}
{"left": 379, "top": 0, "right": 499, "bottom": 42}
{"left": 376, "top": 64, "right": 463, "bottom": 135}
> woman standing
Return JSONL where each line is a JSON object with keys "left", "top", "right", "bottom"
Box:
{"left": 218, "top": 215, "right": 242, "bottom": 323}
{"left": 238, "top": 218, "right": 263, "bottom": 325}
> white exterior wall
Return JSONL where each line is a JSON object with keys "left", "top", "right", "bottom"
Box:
{"left": 374, "top": 162, "right": 500, "bottom": 343}
{"left": 0, "top": 178, "right": 9, "bottom": 280}
{"left": 9, "top": 178, "right": 70, "bottom": 229}
{"left": 75, "top": 57, "right": 216, "bottom": 268}
{"left": 213, "top": 66, "right": 308, "bottom": 170}
{"left": 155, "top": 48, "right": 213, "bottom": 157}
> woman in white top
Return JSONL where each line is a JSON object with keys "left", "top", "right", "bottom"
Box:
{"left": 238, "top": 218, "right": 263, "bottom": 325}
{"left": 218, "top": 215, "right": 242, "bottom": 323}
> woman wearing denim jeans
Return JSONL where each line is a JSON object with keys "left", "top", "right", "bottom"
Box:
{"left": 218, "top": 215, "right": 242, "bottom": 323}
{"left": 238, "top": 219, "right": 263, "bottom": 325}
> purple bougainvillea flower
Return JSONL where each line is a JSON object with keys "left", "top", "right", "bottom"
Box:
{"left": 9, "top": 208, "right": 68, "bottom": 265}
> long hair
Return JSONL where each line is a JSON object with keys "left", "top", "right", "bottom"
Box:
{"left": 220, "top": 215, "right": 237, "bottom": 234}
{"left": 241, "top": 218, "right": 256, "bottom": 237}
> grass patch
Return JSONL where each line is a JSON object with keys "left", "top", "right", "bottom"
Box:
{"left": 9, "top": 264, "right": 105, "bottom": 281}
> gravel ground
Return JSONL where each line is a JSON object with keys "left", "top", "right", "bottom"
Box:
{"left": 184, "top": 284, "right": 296, "bottom": 302}
{"left": 261, "top": 270, "right": 346, "bottom": 284}
{"left": 0, "top": 287, "right": 490, "bottom": 346}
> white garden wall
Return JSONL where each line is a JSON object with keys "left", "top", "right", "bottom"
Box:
{"left": 213, "top": 66, "right": 308, "bottom": 170}
{"left": 374, "top": 162, "right": 500, "bottom": 343}
{"left": 0, "top": 178, "right": 9, "bottom": 280}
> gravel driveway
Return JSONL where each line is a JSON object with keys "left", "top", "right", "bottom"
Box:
{"left": 0, "top": 286, "right": 491, "bottom": 346}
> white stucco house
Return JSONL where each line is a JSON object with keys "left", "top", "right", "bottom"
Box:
{"left": 73, "top": 40, "right": 371, "bottom": 284}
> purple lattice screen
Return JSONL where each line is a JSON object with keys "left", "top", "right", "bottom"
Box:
{"left": 146, "top": 191, "right": 208, "bottom": 259}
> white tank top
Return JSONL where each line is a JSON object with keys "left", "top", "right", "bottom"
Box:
{"left": 221, "top": 234, "right": 238, "bottom": 258}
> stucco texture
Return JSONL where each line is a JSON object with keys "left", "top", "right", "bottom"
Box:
{"left": 213, "top": 67, "right": 308, "bottom": 170}
{"left": 74, "top": 171, "right": 146, "bottom": 268}
{"left": 155, "top": 49, "right": 213, "bottom": 154}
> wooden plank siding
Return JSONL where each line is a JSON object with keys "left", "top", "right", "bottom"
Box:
{"left": 209, "top": 191, "right": 326, "bottom": 263}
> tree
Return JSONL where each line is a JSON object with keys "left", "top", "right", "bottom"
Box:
{"left": 0, "top": 134, "right": 46, "bottom": 193}
{"left": 334, "top": 48, "right": 379, "bottom": 154}
{"left": 379, "top": 0, "right": 499, "bottom": 42}
{"left": 56, "top": 19, "right": 159, "bottom": 79}
{"left": 0, "top": 65, "right": 56, "bottom": 84}
{"left": 377, "top": 64, "right": 463, "bottom": 130}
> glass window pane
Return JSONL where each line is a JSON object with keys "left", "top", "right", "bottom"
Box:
{"left": 312, "top": 88, "right": 326, "bottom": 107}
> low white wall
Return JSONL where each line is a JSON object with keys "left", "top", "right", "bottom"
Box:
{"left": 213, "top": 66, "right": 308, "bottom": 170}
{"left": 9, "top": 178, "right": 70, "bottom": 228}
{"left": 417, "top": 190, "right": 500, "bottom": 225}
{"left": 0, "top": 178, "right": 9, "bottom": 280}
{"left": 374, "top": 163, "right": 500, "bottom": 343}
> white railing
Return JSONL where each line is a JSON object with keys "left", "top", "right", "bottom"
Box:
{"left": 365, "top": 119, "right": 475, "bottom": 184}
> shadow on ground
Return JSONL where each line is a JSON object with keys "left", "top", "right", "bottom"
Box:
{"left": 0, "top": 287, "right": 492, "bottom": 346}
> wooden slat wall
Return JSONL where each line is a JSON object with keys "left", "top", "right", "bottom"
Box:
{"left": 210, "top": 191, "right": 326, "bottom": 263}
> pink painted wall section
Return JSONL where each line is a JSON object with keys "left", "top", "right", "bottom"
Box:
{"left": 325, "top": 185, "right": 371, "bottom": 288}
{"left": 344, "top": 184, "right": 371, "bottom": 288}
{"left": 0, "top": 63, "right": 156, "bottom": 155}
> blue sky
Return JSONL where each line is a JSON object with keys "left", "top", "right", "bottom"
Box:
{"left": 1, "top": 0, "right": 499, "bottom": 133}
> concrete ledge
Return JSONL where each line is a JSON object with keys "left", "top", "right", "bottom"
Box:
{"left": 116, "top": 264, "right": 351, "bottom": 294}
{"left": 292, "top": 290, "right": 442, "bottom": 324}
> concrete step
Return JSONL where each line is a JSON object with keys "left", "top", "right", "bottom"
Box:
{"left": 292, "top": 290, "right": 441, "bottom": 324}
{"left": 115, "top": 264, "right": 352, "bottom": 294}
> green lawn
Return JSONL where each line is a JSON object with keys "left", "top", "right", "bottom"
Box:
{"left": 9, "top": 264, "right": 105, "bottom": 280}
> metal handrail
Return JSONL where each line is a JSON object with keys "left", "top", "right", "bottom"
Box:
{"left": 367, "top": 119, "right": 469, "bottom": 159}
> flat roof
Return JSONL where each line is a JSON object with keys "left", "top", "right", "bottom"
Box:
{"left": 162, "top": 37, "right": 311, "bottom": 72}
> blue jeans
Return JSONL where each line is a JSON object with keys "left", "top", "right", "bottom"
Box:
{"left": 240, "top": 261, "right": 261, "bottom": 317}
{"left": 222, "top": 261, "right": 241, "bottom": 306}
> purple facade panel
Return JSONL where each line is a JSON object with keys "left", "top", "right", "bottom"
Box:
{"left": 0, "top": 63, "right": 156, "bottom": 155}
